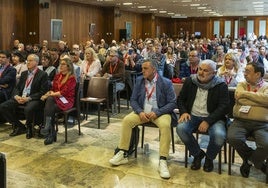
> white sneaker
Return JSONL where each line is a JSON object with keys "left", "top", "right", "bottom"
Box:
{"left": 109, "top": 150, "right": 128, "bottom": 166}
{"left": 158, "top": 159, "right": 170, "bottom": 179}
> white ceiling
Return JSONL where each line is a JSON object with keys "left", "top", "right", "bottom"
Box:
{"left": 66, "top": 0, "right": 268, "bottom": 18}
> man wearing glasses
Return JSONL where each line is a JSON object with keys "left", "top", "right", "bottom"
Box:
{"left": 179, "top": 50, "right": 201, "bottom": 81}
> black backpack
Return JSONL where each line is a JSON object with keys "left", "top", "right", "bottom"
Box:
{"left": 114, "top": 126, "right": 140, "bottom": 156}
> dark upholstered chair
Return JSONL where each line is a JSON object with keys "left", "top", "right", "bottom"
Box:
{"left": 80, "top": 77, "right": 110, "bottom": 129}
{"left": 55, "top": 83, "right": 81, "bottom": 143}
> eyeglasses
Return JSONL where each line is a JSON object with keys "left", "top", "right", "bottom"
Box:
{"left": 189, "top": 54, "right": 198, "bottom": 57}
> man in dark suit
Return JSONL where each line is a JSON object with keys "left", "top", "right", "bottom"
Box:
{"left": 0, "top": 54, "right": 48, "bottom": 138}
{"left": 0, "top": 50, "right": 16, "bottom": 103}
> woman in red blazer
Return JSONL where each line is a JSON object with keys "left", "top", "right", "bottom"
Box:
{"left": 40, "top": 57, "right": 76, "bottom": 145}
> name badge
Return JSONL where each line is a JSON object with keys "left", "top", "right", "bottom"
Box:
{"left": 59, "top": 96, "right": 68, "bottom": 104}
{"left": 239, "top": 105, "right": 251, "bottom": 113}
{"left": 144, "top": 103, "right": 152, "bottom": 113}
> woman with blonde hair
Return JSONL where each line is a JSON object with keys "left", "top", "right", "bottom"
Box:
{"left": 40, "top": 58, "right": 76, "bottom": 145}
{"left": 217, "top": 52, "right": 244, "bottom": 87}
{"left": 81, "top": 47, "right": 101, "bottom": 97}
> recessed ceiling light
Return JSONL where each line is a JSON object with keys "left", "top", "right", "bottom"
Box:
{"left": 190, "top": 4, "right": 200, "bottom": 6}
{"left": 197, "top": 7, "right": 206, "bottom": 9}
{"left": 149, "top": 8, "right": 157, "bottom": 11}
{"left": 159, "top": 10, "right": 167, "bottom": 13}
{"left": 137, "top": 6, "right": 146, "bottom": 8}
{"left": 123, "top": 2, "right": 132, "bottom": 6}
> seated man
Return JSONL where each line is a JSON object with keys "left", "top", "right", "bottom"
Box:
{"left": 177, "top": 59, "right": 229, "bottom": 172}
{"left": 96, "top": 46, "right": 125, "bottom": 105}
{"left": 179, "top": 50, "right": 201, "bottom": 81}
{"left": 0, "top": 50, "right": 16, "bottom": 103}
{"left": 228, "top": 62, "right": 268, "bottom": 178}
{"left": 0, "top": 54, "right": 48, "bottom": 138}
{"left": 0, "top": 50, "right": 17, "bottom": 123}
{"left": 109, "top": 59, "right": 177, "bottom": 179}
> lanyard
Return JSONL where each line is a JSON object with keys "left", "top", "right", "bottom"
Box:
{"left": 190, "top": 65, "right": 198, "bottom": 74}
{"left": 25, "top": 68, "right": 38, "bottom": 88}
{"left": 145, "top": 85, "right": 155, "bottom": 101}
{"left": 86, "top": 61, "right": 92, "bottom": 73}
{"left": 145, "top": 73, "right": 158, "bottom": 101}
{"left": 109, "top": 62, "right": 118, "bottom": 74}
{"left": 57, "top": 73, "right": 65, "bottom": 91}
{"left": 225, "top": 76, "right": 232, "bottom": 85}
{"left": 247, "top": 79, "right": 264, "bottom": 92}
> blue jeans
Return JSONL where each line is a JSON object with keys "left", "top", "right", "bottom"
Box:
{"left": 176, "top": 115, "right": 226, "bottom": 160}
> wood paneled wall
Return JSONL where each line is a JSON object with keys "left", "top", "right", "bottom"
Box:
{"left": 2, "top": 0, "right": 268, "bottom": 50}
{"left": 0, "top": 0, "right": 26, "bottom": 50}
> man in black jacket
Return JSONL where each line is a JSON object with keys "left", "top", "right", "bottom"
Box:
{"left": 176, "top": 59, "right": 229, "bottom": 173}
{"left": 0, "top": 54, "right": 48, "bottom": 138}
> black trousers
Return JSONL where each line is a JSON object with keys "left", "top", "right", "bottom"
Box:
{"left": 0, "top": 99, "right": 41, "bottom": 127}
{"left": 43, "top": 96, "right": 60, "bottom": 124}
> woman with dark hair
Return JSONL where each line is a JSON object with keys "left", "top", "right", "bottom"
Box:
{"left": 12, "top": 51, "right": 27, "bottom": 83}
{"left": 40, "top": 58, "right": 76, "bottom": 145}
{"left": 38, "top": 52, "right": 56, "bottom": 89}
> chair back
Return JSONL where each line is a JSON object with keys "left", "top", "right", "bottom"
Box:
{"left": 74, "top": 83, "right": 81, "bottom": 109}
{"left": 173, "top": 83, "right": 183, "bottom": 98}
{"left": 87, "top": 77, "right": 109, "bottom": 99}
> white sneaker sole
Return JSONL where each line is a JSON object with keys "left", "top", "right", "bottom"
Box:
{"left": 109, "top": 158, "right": 128, "bottom": 166}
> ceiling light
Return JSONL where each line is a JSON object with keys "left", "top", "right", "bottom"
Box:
{"left": 159, "top": 10, "right": 167, "bottom": 13}
{"left": 190, "top": 4, "right": 200, "bottom": 6}
{"left": 197, "top": 7, "right": 206, "bottom": 9}
{"left": 137, "top": 6, "right": 146, "bottom": 8}
{"left": 149, "top": 8, "right": 157, "bottom": 11}
{"left": 123, "top": 2, "right": 132, "bottom": 6}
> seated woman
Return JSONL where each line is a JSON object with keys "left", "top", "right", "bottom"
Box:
{"left": 81, "top": 47, "right": 101, "bottom": 97}
{"left": 217, "top": 52, "right": 244, "bottom": 87}
{"left": 38, "top": 52, "right": 56, "bottom": 89}
{"left": 12, "top": 51, "right": 28, "bottom": 84}
{"left": 40, "top": 58, "right": 76, "bottom": 145}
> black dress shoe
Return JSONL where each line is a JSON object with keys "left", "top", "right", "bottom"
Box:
{"left": 9, "top": 127, "right": 17, "bottom": 136}
{"left": 9, "top": 126, "right": 26, "bottom": 137}
{"left": 261, "top": 161, "right": 267, "bottom": 174}
{"left": 240, "top": 160, "right": 252, "bottom": 178}
{"left": 26, "top": 128, "right": 33, "bottom": 139}
{"left": 191, "top": 150, "right": 206, "bottom": 170}
{"left": 203, "top": 157, "right": 214, "bottom": 172}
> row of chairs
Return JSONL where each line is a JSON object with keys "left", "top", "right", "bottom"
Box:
{"left": 54, "top": 79, "right": 267, "bottom": 184}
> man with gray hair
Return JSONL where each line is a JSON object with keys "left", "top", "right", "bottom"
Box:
{"left": 177, "top": 59, "right": 230, "bottom": 173}
{"left": 109, "top": 59, "right": 177, "bottom": 179}
{"left": 0, "top": 54, "right": 48, "bottom": 139}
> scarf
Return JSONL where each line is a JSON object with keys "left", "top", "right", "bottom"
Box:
{"left": 191, "top": 74, "right": 224, "bottom": 90}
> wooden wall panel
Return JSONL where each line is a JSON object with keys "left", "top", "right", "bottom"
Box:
{"left": 3, "top": 0, "right": 268, "bottom": 50}
{"left": 114, "top": 10, "right": 143, "bottom": 42}
{"left": 0, "top": 0, "right": 26, "bottom": 50}
{"left": 43, "top": 1, "right": 105, "bottom": 48}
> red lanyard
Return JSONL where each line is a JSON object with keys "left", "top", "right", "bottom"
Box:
{"left": 109, "top": 62, "right": 118, "bottom": 74}
{"left": 247, "top": 84, "right": 258, "bottom": 92}
{"left": 57, "top": 73, "right": 64, "bottom": 91}
{"left": 25, "top": 68, "right": 38, "bottom": 88}
{"left": 145, "top": 73, "right": 158, "bottom": 101}
{"left": 225, "top": 76, "right": 232, "bottom": 85}
{"left": 190, "top": 65, "right": 198, "bottom": 74}
{"left": 86, "top": 61, "right": 92, "bottom": 73}
{"left": 247, "top": 79, "right": 264, "bottom": 92}
{"left": 145, "top": 85, "right": 155, "bottom": 101}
